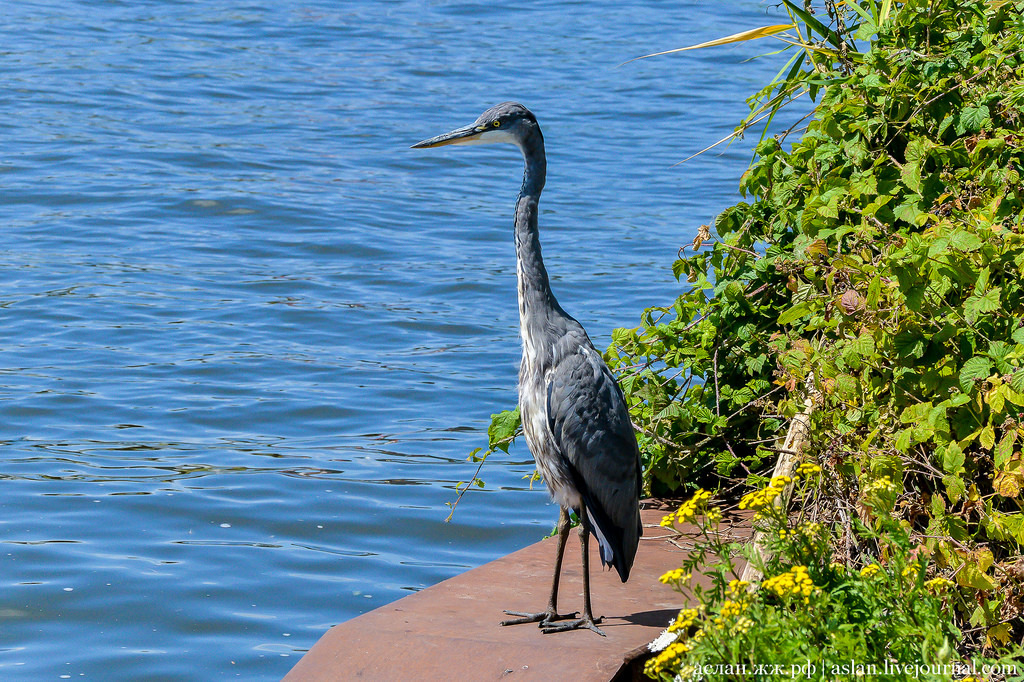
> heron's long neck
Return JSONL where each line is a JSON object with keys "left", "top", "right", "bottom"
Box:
{"left": 514, "top": 133, "right": 559, "bottom": 355}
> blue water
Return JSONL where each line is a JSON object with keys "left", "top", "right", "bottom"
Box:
{"left": 1, "top": 1, "right": 805, "bottom": 679}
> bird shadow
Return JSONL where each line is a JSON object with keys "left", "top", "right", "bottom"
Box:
{"left": 616, "top": 608, "right": 678, "bottom": 628}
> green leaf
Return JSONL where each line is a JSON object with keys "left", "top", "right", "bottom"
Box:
{"left": 956, "top": 105, "right": 991, "bottom": 134}
{"left": 957, "top": 562, "right": 997, "bottom": 591}
{"left": 862, "top": 194, "right": 893, "bottom": 218}
{"left": 901, "top": 401, "right": 933, "bottom": 424}
{"left": 851, "top": 172, "right": 878, "bottom": 198}
{"left": 835, "top": 374, "right": 859, "bottom": 399}
{"left": 995, "top": 430, "right": 1016, "bottom": 468}
{"left": 901, "top": 161, "right": 922, "bottom": 193}
{"left": 654, "top": 402, "right": 686, "bottom": 420}
{"left": 944, "top": 473, "right": 967, "bottom": 502}
{"left": 975, "top": 267, "right": 991, "bottom": 295}
{"left": 988, "top": 386, "right": 1005, "bottom": 414}
{"left": 848, "top": 332, "right": 876, "bottom": 358}
{"left": 894, "top": 332, "right": 925, "bottom": 359}
{"left": 964, "top": 288, "right": 1002, "bottom": 322}
{"left": 959, "top": 356, "right": 993, "bottom": 392}
{"left": 778, "top": 301, "right": 813, "bottom": 325}
{"left": 928, "top": 404, "right": 950, "bottom": 431}
{"left": 996, "top": 513, "right": 1024, "bottom": 544}
{"left": 904, "top": 137, "right": 933, "bottom": 164}
{"left": 988, "top": 341, "right": 1013, "bottom": 373}
{"left": 894, "top": 196, "right": 925, "bottom": 225}
{"left": 979, "top": 425, "right": 996, "bottom": 450}
{"left": 487, "top": 407, "right": 521, "bottom": 453}
{"left": 942, "top": 442, "right": 966, "bottom": 473}
{"left": 939, "top": 392, "right": 972, "bottom": 409}
{"left": 894, "top": 427, "right": 913, "bottom": 451}
{"left": 938, "top": 113, "right": 955, "bottom": 138}
{"left": 805, "top": 238, "right": 829, "bottom": 259}
{"left": 971, "top": 137, "right": 1005, "bottom": 161}
{"left": 948, "top": 230, "right": 984, "bottom": 252}
{"left": 866, "top": 274, "right": 881, "bottom": 308}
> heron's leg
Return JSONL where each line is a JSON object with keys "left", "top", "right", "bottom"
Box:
{"left": 542, "top": 508, "right": 605, "bottom": 636}
{"left": 500, "top": 507, "right": 578, "bottom": 627}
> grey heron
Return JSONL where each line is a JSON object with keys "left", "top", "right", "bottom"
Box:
{"left": 413, "top": 102, "right": 642, "bottom": 636}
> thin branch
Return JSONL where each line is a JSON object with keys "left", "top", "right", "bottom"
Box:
{"left": 631, "top": 420, "right": 682, "bottom": 449}
{"left": 716, "top": 240, "right": 762, "bottom": 258}
{"left": 444, "top": 452, "right": 491, "bottom": 523}
{"left": 672, "top": 88, "right": 808, "bottom": 166}
{"left": 713, "top": 348, "right": 722, "bottom": 417}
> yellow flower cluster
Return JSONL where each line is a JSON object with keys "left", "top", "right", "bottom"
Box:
{"left": 796, "top": 461, "right": 822, "bottom": 477}
{"left": 925, "top": 576, "right": 955, "bottom": 595}
{"left": 732, "top": 616, "right": 753, "bottom": 635}
{"left": 860, "top": 563, "right": 882, "bottom": 578}
{"left": 646, "top": 640, "right": 692, "bottom": 675}
{"left": 901, "top": 564, "right": 921, "bottom": 583}
{"left": 659, "top": 568, "right": 692, "bottom": 586}
{"left": 762, "top": 565, "right": 816, "bottom": 604}
{"left": 726, "top": 579, "right": 750, "bottom": 596}
{"left": 794, "top": 521, "right": 825, "bottom": 551}
{"left": 719, "top": 599, "right": 746, "bottom": 618}
{"left": 661, "top": 488, "right": 714, "bottom": 528}
{"left": 798, "top": 521, "right": 823, "bottom": 536}
{"left": 646, "top": 607, "right": 711, "bottom": 678}
{"left": 774, "top": 521, "right": 827, "bottom": 552}
{"left": 738, "top": 463, "right": 821, "bottom": 521}
{"left": 864, "top": 475, "right": 897, "bottom": 494}
{"left": 667, "top": 607, "right": 699, "bottom": 633}
{"left": 829, "top": 561, "right": 847, "bottom": 573}
{"left": 739, "top": 476, "right": 791, "bottom": 512}
{"left": 709, "top": 579, "right": 755, "bottom": 631}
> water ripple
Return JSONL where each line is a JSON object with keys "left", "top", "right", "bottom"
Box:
{"left": 0, "top": 0, "right": 808, "bottom": 678}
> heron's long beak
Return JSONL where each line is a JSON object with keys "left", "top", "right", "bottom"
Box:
{"left": 411, "top": 123, "right": 485, "bottom": 149}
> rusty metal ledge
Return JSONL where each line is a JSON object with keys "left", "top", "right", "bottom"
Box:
{"left": 283, "top": 503, "right": 750, "bottom": 681}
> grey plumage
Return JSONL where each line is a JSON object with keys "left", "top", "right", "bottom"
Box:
{"left": 413, "top": 102, "right": 642, "bottom": 635}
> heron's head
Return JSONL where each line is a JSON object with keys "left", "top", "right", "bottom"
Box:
{"left": 411, "top": 102, "right": 540, "bottom": 152}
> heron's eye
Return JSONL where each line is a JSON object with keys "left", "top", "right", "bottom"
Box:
{"left": 492, "top": 120, "right": 501, "bottom": 127}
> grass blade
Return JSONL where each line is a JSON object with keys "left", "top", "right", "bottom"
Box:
{"left": 623, "top": 24, "right": 794, "bottom": 65}
{"left": 781, "top": 0, "right": 844, "bottom": 48}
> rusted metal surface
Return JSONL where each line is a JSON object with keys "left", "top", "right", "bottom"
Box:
{"left": 283, "top": 504, "right": 750, "bottom": 681}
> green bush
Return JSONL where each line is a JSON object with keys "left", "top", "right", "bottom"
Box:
{"left": 604, "top": 0, "right": 1024, "bottom": 672}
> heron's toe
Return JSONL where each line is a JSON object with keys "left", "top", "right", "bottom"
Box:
{"left": 541, "top": 615, "right": 605, "bottom": 636}
{"left": 500, "top": 609, "right": 577, "bottom": 627}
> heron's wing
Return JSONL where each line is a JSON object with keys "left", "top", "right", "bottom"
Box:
{"left": 545, "top": 335, "right": 642, "bottom": 582}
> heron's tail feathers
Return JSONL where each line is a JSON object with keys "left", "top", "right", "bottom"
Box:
{"left": 582, "top": 498, "right": 642, "bottom": 583}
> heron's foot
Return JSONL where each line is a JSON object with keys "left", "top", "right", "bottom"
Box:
{"left": 541, "top": 615, "right": 605, "bottom": 636}
{"left": 500, "top": 609, "right": 578, "bottom": 627}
